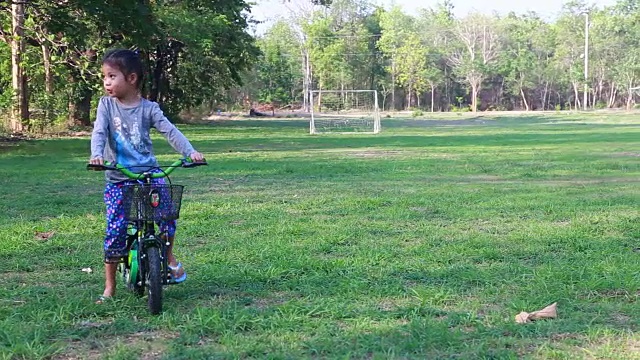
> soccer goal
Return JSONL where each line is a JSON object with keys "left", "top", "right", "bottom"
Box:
{"left": 309, "top": 90, "right": 381, "bottom": 134}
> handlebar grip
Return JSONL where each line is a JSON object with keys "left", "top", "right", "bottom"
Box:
{"left": 182, "top": 160, "right": 208, "bottom": 168}
{"left": 86, "top": 163, "right": 117, "bottom": 171}
{"left": 87, "top": 164, "right": 106, "bottom": 171}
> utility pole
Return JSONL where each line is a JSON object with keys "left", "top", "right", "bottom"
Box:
{"left": 583, "top": 11, "right": 589, "bottom": 111}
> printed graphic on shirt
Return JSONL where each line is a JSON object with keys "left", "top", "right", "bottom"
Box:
{"left": 129, "top": 119, "right": 143, "bottom": 151}
{"left": 112, "top": 115, "right": 147, "bottom": 166}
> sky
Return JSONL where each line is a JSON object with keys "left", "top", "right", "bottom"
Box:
{"left": 249, "top": 0, "right": 618, "bottom": 34}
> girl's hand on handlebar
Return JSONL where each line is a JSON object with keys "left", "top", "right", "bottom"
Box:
{"left": 89, "top": 157, "right": 104, "bottom": 165}
{"left": 189, "top": 151, "right": 205, "bottom": 162}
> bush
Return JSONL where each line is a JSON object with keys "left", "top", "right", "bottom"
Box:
{"left": 487, "top": 105, "right": 507, "bottom": 111}
{"left": 0, "top": 111, "right": 9, "bottom": 135}
{"left": 411, "top": 108, "right": 424, "bottom": 118}
{"left": 450, "top": 105, "right": 470, "bottom": 112}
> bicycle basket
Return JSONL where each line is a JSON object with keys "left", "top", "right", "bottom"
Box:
{"left": 121, "top": 184, "right": 184, "bottom": 221}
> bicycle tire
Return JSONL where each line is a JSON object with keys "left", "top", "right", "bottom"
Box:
{"left": 145, "top": 246, "right": 163, "bottom": 315}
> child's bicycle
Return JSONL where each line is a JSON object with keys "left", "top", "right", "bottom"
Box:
{"left": 87, "top": 158, "right": 207, "bottom": 314}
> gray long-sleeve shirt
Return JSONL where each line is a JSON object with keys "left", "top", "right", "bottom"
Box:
{"left": 90, "top": 96, "right": 196, "bottom": 183}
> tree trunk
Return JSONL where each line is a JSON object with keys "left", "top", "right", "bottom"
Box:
{"left": 520, "top": 88, "right": 529, "bottom": 111}
{"left": 444, "top": 67, "right": 450, "bottom": 110}
{"left": 42, "top": 44, "right": 53, "bottom": 95}
{"left": 572, "top": 82, "right": 580, "bottom": 110}
{"left": 381, "top": 89, "right": 388, "bottom": 111}
{"left": 150, "top": 46, "right": 164, "bottom": 102}
{"left": 391, "top": 67, "right": 396, "bottom": 111}
{"left": 607, "top": 82, "right": 616, "bottom": 108}
{"left": 627, "top": 80, "right": 634, "bottom": 111}
{"left": 597, "top": 77, "right": 604, "bottom": 106}
{"left": 471, "top": 82, "right": 480, "bottom": 112}
{"left": 11, "top": 1, "right": 28, "bottom": 132}
{"left": 39, "top": 43, "right": 54, "bottom": 126}
{"left": 497, "top": 78, "right": 504, "bottom": 109}
{"left": 300, "top": 50, "right": 311, "bottom": 113}
{"left": 541, "top": 82, "right": 549, "bottom": 111}
{"left": 430, "top": 83, "right": 435, "bottom": 113}
{"left": 68, "top": 85, "right": 93, "bottom": 127}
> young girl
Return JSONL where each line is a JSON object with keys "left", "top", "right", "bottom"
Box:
{"left": 89, "top": 49, "right": 204, "bottom": 303}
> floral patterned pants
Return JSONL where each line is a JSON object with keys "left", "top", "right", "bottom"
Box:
{"left": 103, "top": 178, "right": 177, "bottom": 263}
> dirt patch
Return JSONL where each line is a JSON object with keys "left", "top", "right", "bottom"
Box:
{"left": 614, "top": 152, "right": 640, "bottom": 157}
{"left": 0, "top": 133, "right": 30, "bottom": 148}
{"left": 580, "top": 289, "right": 636, "bottom": 302}
{"left": 0, "top": 136, "right": 24, "bottom": 143}
{"left": 204, "top": 110, "right": 309, "bottom": 121}
{"left": 456, "top": 174, "right": 504, "bottom": 183}
{"left": 54, "top": 330, "right": 179, "bottom": 360}
{"left": 611, "top": 313, "right": 632, "bottom": 325}
{"left": 431, "top": 176, "right": 638, "bottom": 187}
{"left": 348, "top": 150, "right": 404, "bottom": 158}
{"left": 249, "top": 291, "right": 292, "bottom": 309}
{"left": 378, "top": 299, "right": 398, "bottom": 312}
{"left": 551, "top": 333, "right": 582, "bottom": 341}
{"left": 49, "top": 131, "right": 92, "bottom": 138}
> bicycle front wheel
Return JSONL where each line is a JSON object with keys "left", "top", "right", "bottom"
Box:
{"left": 145, "top": 246, "right": 163, "bottom": 315}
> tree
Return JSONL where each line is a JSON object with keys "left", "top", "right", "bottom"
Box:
{"left": 0, "top": 0, "right": 258, "bottom": 131}
{"left": 416, "top": 5, "right": 450, "bottom": 111}
{"left": 611, "top": 1, "right": 640, "bottom": 109}
{"left": 1, "top": 0, "right": 157, "bottom": 128}
{"left": 395, "top": 33, "right": 427, "bottom": 109}
{"left": 256, "top": 22, "right": 301, "bottom": 106}
{"left": 10, "top": 0, "right": 27, "bottom": 131}
{"left": 449, "top": 13, "right": 500, "bottom": 112}
{"left": 500, "top": 13, "right": 547, "bottom": 110}
{"left": 554, "top": 2, "right": 590, "bottom": 110}
{"left": 150, "top": 0, "right": 259, "bottom": 117}
{"left": 377, "top": 5, "right": 414, "bottom": 110}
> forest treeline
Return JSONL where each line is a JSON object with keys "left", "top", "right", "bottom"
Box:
{"left": 2, "top": 0, "right": 639, "bottom": 133}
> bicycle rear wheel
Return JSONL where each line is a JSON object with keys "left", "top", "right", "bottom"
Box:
{"left": 145, "top": 246, "right": 163, "bottom": 315}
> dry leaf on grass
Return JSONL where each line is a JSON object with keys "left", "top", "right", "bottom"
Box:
{"left": 35, "top": 231, "right": 55, "bottom": 241}
{"left": 515, "top": 302, "right": 558, "bottom": 324}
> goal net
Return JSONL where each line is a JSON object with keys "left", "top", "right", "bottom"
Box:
{"left": 309, "top": 90, "right": 381, "bottom": 134}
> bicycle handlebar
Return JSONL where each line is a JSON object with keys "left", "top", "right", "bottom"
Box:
{"left": 87, "top": 158, "right": 207, "bottom": 179}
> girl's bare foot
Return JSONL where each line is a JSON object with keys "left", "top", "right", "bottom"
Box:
{"left": 96, "top": 284, "right": 115, "bottom": 304}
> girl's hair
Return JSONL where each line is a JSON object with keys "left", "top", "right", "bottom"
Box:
{"left": 102, "top": 49, "right": 144, "bottom": 88}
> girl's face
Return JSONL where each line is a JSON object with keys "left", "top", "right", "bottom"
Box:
{"left": 102, "top": 64, "right": 138, "bottom": 100}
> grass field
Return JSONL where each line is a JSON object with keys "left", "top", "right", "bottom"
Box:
{"left": 1, "top": 112, "right": 639, "bottom": 359}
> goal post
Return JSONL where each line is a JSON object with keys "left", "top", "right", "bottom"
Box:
{"left": 309, "top": 90, "right": 381, "bottom": 134}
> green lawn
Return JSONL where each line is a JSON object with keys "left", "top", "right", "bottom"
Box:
{"left": 1, "top": 113, "right": 639, "bottom": 359}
